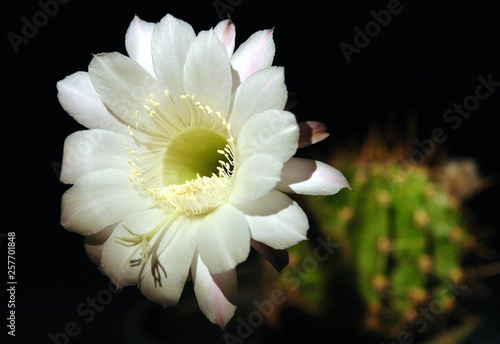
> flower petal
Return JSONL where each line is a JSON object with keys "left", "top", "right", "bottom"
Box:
{"left": 237, "top": 190, "right": 308, "bottom": 250}
{"left": 230, "top": 67, "right": 287, "bottom": 136}
{"left": 197, "top": 204, "right": 250, "bottom": 274}
{"left": 88, "top": 52, "right": 160, "bottom": 128}
{"left": 229, "top": 154, "right": 283, "bottom": 205}
{"left": 100, "top": 208, "right": 170, "bottom": 288}
{"left": 60, "top": 129, "right": 135, "bottom": 184}
{"left": 125, "top": 15, "right": 155, "bottom": 76}
{"left": 276, "top": 158, "right": 350, "bottom": 195}
{"left": 57, "top": 72, "right": 128, "bottom": 134}
{"left": 250, "top": 239, "right": 289, "bottom": 272}
{"left": 183, "top": 30, "right": 232, "bottom": 115}
{"left": 61, "top": 169, "right": 156, "bottom": 235}
{"left": 151, "top": 14, "right": 195, "bottom": 97}
{"left": 214, "top": 19, "right": 236, "bottom": 58}
{"left": 231, "top": 29, "right": 275, "bottom": 82}
{"left": 298, "top": 121, "right": 330, "bottom": 148}
{"left": 237, "top": 109, "right": 298, "bottom": 164}
{"left": 84, "top": 225, "right": 115, "bottom": 266}
{"left": 192, "top": 252, "right": 237, "bottom": 328}
{"left": 138, "top": 216, "right": 197, "bottom": 307}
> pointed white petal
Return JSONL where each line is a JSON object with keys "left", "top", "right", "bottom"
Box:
{"left": 192, "top": 253, "right": 237, "bottom": 328}
{"left": 139, "top": 216, "right": 198, "bottom": 307}
{"left": 197, "top": 204, "right": 250, "bottom": 274}
{"left": 230, "top": 67, "right": 287, "bottom": 136}
{"left": 229, "top": 154, "right": 283, "bottom": 205}
{"left": 57, "top": 72, "right": 128, "bottom": 134}
{"left": 214, "top": 19, "right": 236, "bottom": 57}
{"left": 237, "top": 109, "right": 298, "bottom": 163}
{"left": 183, "top": 30, "right": 232, "bottom": 115}
{"left": 151, "top": 14, "right": 195, "bottom": 97}
{"left": 237, "top": 190, "right": 308, "bottom": 250}
{"left": 231, "top": 29, "right": 275, "bottom": 82}
{"left": 125, "top": 15, "right": 155, "bottom": 76}
{"left": 100, "top": 208, "right": 169, "bottom": 288}
{"left": 88, "top": 52, "right": 160, "bottom": 129}
{"left": 60, "top": 129, "right": 135, "bottom": 184}
{"left": 276, "top": 158, "right": 350, "bottom": 195}
{"left": 61, "top": 169, "right": 156, "bottom": 235}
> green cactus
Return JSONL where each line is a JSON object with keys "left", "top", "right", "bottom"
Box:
{"left": 277, "top": 140, "right": 482, "bottom": 340}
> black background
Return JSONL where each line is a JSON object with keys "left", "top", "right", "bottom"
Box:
{"left": 1, "top": 0, "right": 500, "bottom": 343}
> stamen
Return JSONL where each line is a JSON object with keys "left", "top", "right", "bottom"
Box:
{"left": 115, "top": 210, "right": 180, "bottom": 270}
{"left": 148, "top": 173, "right": 231, "bottom": 215}
{"left": 125, "top": 91, "right": 236, "bottom": 215}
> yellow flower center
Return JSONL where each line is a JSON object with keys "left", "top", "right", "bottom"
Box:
{"left": 161, "top": 127, "right": 228, "bottom": 186}
{"left": 126, "top": 91, "right": 235, "bottom": 216}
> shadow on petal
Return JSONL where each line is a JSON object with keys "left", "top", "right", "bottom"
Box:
{"left": 298, "top": 121, "right": 330, "bottom": 148}
{"left": 251, "top": 239, "right": 289, "bottom": 272}
{"left": 84, "top": 224, "right": 116, "bottom": 266}
{"left": 277, "top": 158, "right": 350, "bottom": 195}
{"left": 192, "top": 253, "right": 237, "bottom": 328}
{"left": 211, "top": 270, "right": 238, "bottom": 307}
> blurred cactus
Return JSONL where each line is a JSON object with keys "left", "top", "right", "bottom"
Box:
{"left": 274, "top": 134, "right": 486, "bottom": 341}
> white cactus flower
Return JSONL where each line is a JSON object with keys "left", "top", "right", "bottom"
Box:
{"left": 57, "top": 13, "right": 349, "bottom": 328}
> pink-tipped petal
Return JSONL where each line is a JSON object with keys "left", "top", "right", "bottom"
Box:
{"left": 277, "top": 158, "right": 351, "bottom": 195}
{"left": 231, "top": 29, "right": 275, "bottom": 82}
{"left": 214, "top": 19, "right": 236, "bottom": 57}
{"left": 192, "top": 253, "right": 237, "bottom": 329}
{"left": 251, "top": 239, "right": 289, "bottom": 272}
{"left": 298, "top": 121, "right": 330, "bottom": 148}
